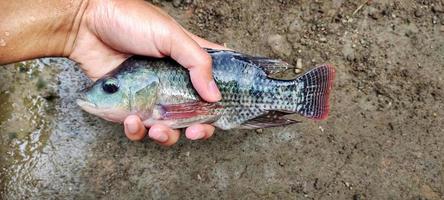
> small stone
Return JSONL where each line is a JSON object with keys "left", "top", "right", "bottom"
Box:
{"left": 294, "top": 68, "right": 302, "bottom": 74}
{"left": 319, "top": 37, "right": 327, "bottom": 43}
{"left": 267, "top": 34, "right": 292, "bottom": 57}
{"left": 296, "top": 58, "right": 303, "bottom": 69}
{"left": 288, "top": 20, "right": 302, "bottom": 33}
{"left": 414, "top": 9, "right": 424, "bottom": 18}
{"left": 368, "top": 7, "right": 380, "bottom": 20}
{"left": 255, "top": 129, "right": 263, "bottom": 133}
{"left": 432, "top": 4, "right": 444, "bottom": 13}
{"left": 172, "top": 0, "right": 182, "bottom": 7}
{"left": 353, "top": 194, "right": 365, "bottom": 200}
{"left": 432, "top": 16, "right": 438, "bottom": 24}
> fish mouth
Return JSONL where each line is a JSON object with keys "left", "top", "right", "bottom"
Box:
{"left": 76, "top": 98, "right": 97, "bottom": 110}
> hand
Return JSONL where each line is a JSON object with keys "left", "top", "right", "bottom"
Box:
{"left": 71, "top": 0, "right": 224, "bottom": 146}
{"left": 0, "top": 0, "right": 224, "bottom": 146}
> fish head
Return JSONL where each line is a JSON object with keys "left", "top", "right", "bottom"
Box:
{"left": 77, "top": 71, "right": 159, "bottom": 123}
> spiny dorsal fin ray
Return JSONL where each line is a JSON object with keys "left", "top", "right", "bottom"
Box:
{"left": 205, "top": 48, "right": 295, "bottom": 76}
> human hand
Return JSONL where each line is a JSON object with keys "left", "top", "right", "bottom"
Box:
{"left": 0, "top": 0, "right": 223, "bottom": 146}
{"left": 69, "top": 0, "right": 225, "bottom": 146}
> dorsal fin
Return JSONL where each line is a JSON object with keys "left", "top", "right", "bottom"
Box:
{"left": 205, "top": 48, "right": 295, "bottom": 76}
{"left": 240, "top": 111, "right": 300, "bottom": 129}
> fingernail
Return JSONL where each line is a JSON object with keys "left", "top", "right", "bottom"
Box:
{"left": 208, "top": 80, "right": 221, "bottom": 100}
{"left": 150, "top": 131, "right": 168, "bottom": 143}
{"left": 125, "top": 121, "right": 139, "bottom": 135}
{"left": 189, "top": 131, "right": 205, "bottom": 140}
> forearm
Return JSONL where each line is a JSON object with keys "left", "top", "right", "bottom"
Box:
{"left": 0, "top": 0, "right": 88, "bottom": 64}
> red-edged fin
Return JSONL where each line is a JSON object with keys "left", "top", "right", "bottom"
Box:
{"left": 241, "top": 111, "right": 301, "bottom": 129}
{"left": 296, "top": 64, "right": 335, "bottom": 120}
{"left": 159, "top": 101, "right": 222, "bottom": 120}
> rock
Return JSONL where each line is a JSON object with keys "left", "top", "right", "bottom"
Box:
{"left": 368, "top": 7, "right": 380, "bottom": 20}
{"left": 288, "top": 20, "right": 302, "bottom": 33}
{"left": 267, "top": 34, "right": 292, "bottom": 58}
{"left": 296, "top": 58, "right": 303, "bottom": 69}
{"left": 414, "top": 9, "right": 424, "bottom": 18}
{"left": 353, "top": 194, "right": 365, "bottom": 200}
{"left": 432, "top": 4, "right": 444, "bottom": 13}
{"left": 319, "top": 37, "right": 327, "bottom": 43}
{"left": 172, "top": 0, "right": 182, "bottom": 7}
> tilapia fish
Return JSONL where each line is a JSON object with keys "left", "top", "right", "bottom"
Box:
{"left": 77, "top": 49, "right": 335, "bottom": 130}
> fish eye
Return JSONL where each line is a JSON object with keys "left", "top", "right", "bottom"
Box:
{"left": 102, "top": 78, "right": 119, "bottom": 94}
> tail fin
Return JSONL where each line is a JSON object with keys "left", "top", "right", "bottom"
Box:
{"left": 294, "top": 64, "right": 335, "bottom": 120}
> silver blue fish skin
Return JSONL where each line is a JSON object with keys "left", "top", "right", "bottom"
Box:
{"left": 77, "top": 49, "right": 335, "bottom": 130}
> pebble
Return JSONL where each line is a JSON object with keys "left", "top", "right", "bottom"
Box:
{"left": 319, "top": 37, "right": 327, "bottom": 43}
{"left": 172, "top": 0, "right": 182, "bottom": 7}
{"left": 288, "top": 20, "right": 302, "bottom": 33}
{"left": 432, "top": 4, "right": 444, "bottom": 13}
{"left": 296, "top": 58, "right": 303, "bottom": 69}
{"left": 267, "top": 34, "right": 292, "bottom": 57}
{"left": 414, "top": 9, "right": 424, "bottom": 18}
{"left": 255, "top": 129, "right": 263, "bottom": 133}
{"left": 294, "top": 68, "right": 302, "bottom": 74}
{"left": 368, "top": 7, "right": 380, "bottom": 20}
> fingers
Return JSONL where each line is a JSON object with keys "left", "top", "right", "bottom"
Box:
{"left": 148, "top": 124, "right": 180, "bottom": 146}
{"left": 124, "top": 115, "right": 147, "bottom": 141}
{"left": 124, "top": 116, "right": 215, "bottom": 145}
{"left": 185, "top": 124, "right": 215, "bottom": 140}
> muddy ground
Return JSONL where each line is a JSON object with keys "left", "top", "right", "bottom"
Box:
{"left": 1, "top": 0, "right": 443, "bottom": 199}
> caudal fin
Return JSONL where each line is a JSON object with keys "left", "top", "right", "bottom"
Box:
{"left": 295, "top": 64, "right": 335, "bottom": 120}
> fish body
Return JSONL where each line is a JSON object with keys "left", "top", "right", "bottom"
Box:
{"left": 77, "top": 49, "right": 335, "bottom": 130}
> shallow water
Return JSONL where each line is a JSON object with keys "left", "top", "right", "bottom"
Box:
{"left": 0, "top": 58, "right": 109, "bottom": 198}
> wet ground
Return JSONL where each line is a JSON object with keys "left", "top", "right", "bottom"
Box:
{"left": 1, "top": 0, "right": 444, "bottom": 199}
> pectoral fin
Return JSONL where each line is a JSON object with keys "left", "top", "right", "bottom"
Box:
{"left": 159, "top": 101, "right": 222, "bottom": 120}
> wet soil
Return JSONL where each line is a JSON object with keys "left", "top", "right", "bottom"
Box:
{"left": 1, "top": 0, "right": 443, "bottom": 199}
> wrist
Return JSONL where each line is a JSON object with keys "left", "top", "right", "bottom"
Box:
{"left": 0, "top": 0, "right": 89, "bottom": 64}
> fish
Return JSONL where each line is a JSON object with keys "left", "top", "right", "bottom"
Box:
{"left": 76, "top": 49, "right": 335, "bottom": 130}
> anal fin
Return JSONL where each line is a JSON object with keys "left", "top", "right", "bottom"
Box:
{"left": 240, "top": 111, "right": 300, "bottom": 129}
